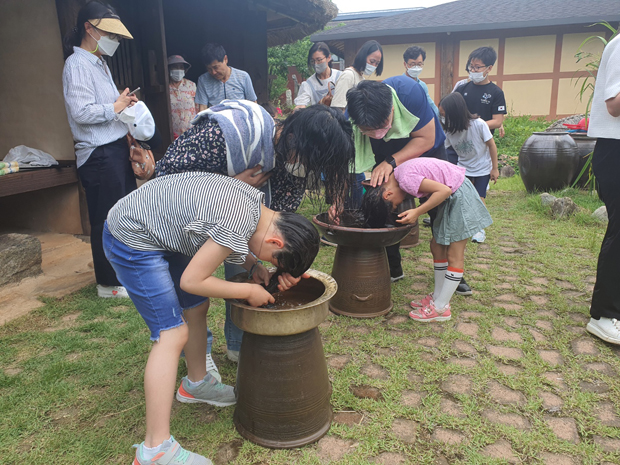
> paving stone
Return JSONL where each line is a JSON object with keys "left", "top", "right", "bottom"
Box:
{"left": 351, "top": 385, "right": 383, "bottom": 401}
{"left": 390, "top": 419, "right": 418, "bottom": 444}
{"left": 542, "top": 372, "right": 568, "bottom": 390}
{"left": 594, "top": 436, "right": 620, "bottom": 453}
{"left": 407, "top": 372, "right": 424, "bottom": 385}
{"left": 565, "top": 325, "right": 587, "bottom": 336}
{"left": 540, "top": 453, "right": 578, "bottom": 465}
{"left": 556, "top": 280, "right": 576, "bottom": 289}
{"left": 387, "top": 314, "right": 409, "bottom": 325}
{"left": 536, "top": 320, "right": 554, "bottom": 331}
{"left": 440, "top": 397, "right": 466, "bottom": 418}
{"left": 500, "top": 303, "right": 523, "bottom": 311}
{"left": 538, "top": 350, "right": 564, "bottom": 366}
{"left": 417, "top": 337, "right": 440, "bottom": 347}
{"left": 348, "top": 326, "right": 371, "bottom": 334}
{"left": 495, "top": 363, "right": 523, "bottom": 376}
{"left": 460, "top": 311, "right": 484, "bottom": 319}
{"left": 532, "top": 277, "right": 549, "bottom": 285}
{"left": 376, "top": 347, "right": 393, "bottom": 356}
{"left": 333, "top": 411, "right": 364, "bottom": 425}
{"left": 497, "top": 283, "right": 513, "bottom": 290}
{"left": 431, "top": 428, "right": 465, "bottom": 444}
{"left": 373, "top": 452, "right": 408, "bottom": 464}
{"left": 529, "top": 328, "right": 548, "bottom": 343}
{"left": 546, "top": 417, "right": 580, "bottom": 444}
{"left": 503, "top": 316, "right": 520, "bottom": 328}
{"left": 531, "top": 295, "right": 549, "bottom": 305}
{"left": 456, "top": 322, "right": 479, "bottom": 338}
{"left": 539, "top": 391, "right": 564, "bottom": 412}
{"left": 482, "top": 409, "right": 531, "bottom": 430}
{"left": 524, "top": 285, "right": 546, "bottom": 292}
{"left": 481, "top": 440, "right": 518, "bottom": 464}
{"left": 411, "top": 282, "right": 429, "bottom": 291}
{"left": 420, "top": 352, "right": 437, "bottom": 362}
{"left": 594, "top": 402, "right": 620, "bottom": 427}
{"left": 327, "top": 355, "right": 352, "bottom": 369}
{"left": 441, "top": 374, "right": 473, "bottom": 395}
{"left": 579, "top": 380, "right": 609, "bottom": 394}
{"left": 213, "top": 439, "right": 243, "bottom": 464}
{"left": 497, "top": 293, "right": 519, "bottom": 302}
{"left": 568, "top": 312, "right": 589, "bottom": 324}
{"left": 488, "top": 380, "right": 527, "bottom": 406}
{"left": 487, "top": 345, "right": 524, "bottom": 360}
{"left": 571, "top": 338, "right": 600, "bottom": 356}
{"left": 452, "top": 340, "right": 478, "bottom": 355}
{"left": 467, "top": 270, "right": 483, "bottom": 278}
{"left": 316, "top": 436, "right": 356, "bottom": 462}
{"left": 446, "top": 357, "right": 477, "bottom": 368}
{"left": 361, "top": 364, "right": 390, "bottom": 380}
{"left": 434, "top": 457, "right": 450, "bottom": 465}
{"left": 503, "top": 275, "right": 518, "bottom": 282}
{"left": 491, "top": 327, "right": 523, "bottom": 343}
{"left": 537, "top": 309, "right": 557, "bottom": 318}
{"left": 402, "top": 390, "right": 424, "bottom": 407}
{"left": 475, "top": 263, "right": 491, "bottom": 270}
{"left": 583, "top": 362, "right": 615, "bottom": 376}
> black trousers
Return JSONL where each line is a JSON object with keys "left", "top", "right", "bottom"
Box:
{"left": 590, "top": 138, "right": 620, "bottom": 320}
{"left": 77, "top": 138, "right": 137, "bottom": 286}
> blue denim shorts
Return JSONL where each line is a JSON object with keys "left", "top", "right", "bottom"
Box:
{"left": 102, "top": 222, "right": 207, "bottom": 341}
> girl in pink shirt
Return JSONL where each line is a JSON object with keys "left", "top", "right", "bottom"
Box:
{"left": 363, "top": 157, "right": 492, "bottom": 321}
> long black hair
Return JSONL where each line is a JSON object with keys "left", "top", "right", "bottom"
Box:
{"left": 439, "top": 93, "right": 478, "bottom": 134}
{"left": 274, "top": 105, "right": 354, "bottom": 213}
{"left": 62, "top": 1, "right": 119, "bottom": 60}
{"left": 273, "top": 213, "right": 320, "bottom": 278}
{"left": 362, "top": 185, "right": 392, "bottom": 228}
{"left": 352, "top": 40, "right": 384, "bottom": 76}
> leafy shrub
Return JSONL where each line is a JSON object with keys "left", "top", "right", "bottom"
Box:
{"left": 495, "top": 115, "right": 550, "bottom": 173}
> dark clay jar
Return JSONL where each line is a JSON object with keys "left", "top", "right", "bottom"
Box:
{"left": 569, "top": 133, "right": 597, "bottom": 187}
{"left": 518, "top": 132, "right": 580, "bottom": 193}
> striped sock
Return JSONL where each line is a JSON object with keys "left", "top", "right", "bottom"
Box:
{"left": 433, "top": 260, "right": 448, "bottom": 297}
{"left": 434, "top": 267, "right": 464, "bottom": 309}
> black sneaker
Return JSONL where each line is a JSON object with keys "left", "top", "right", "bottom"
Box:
{"left": 422, "top": 217, "right": 431, "bottom": 227}
{"left": 455, "top": 278, "right": 472, "bottom": 296}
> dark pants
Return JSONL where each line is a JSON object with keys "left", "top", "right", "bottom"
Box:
{"left": 78, "top": 138, "right": 137, "bottom": 286}
{"left": 591, "top": 138, "right": 620, "bottom": 320}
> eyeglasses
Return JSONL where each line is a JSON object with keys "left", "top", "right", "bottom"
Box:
{"left": 310, "top": 56, "right": 327, "bottom": 65}
{"left": 468, "top": 65, "right": 488, "bottom": 72}
{"left": 407, "top": 62, "right": 424, "bottom": 68}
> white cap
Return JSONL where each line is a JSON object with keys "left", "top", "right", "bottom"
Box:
{"left": 119, "top": 101, "right": 155, "bottom": 142}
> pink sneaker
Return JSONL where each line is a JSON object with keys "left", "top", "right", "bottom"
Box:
{"left": 410, "top": 293, "right": 434, "bottom": 309}
{"left": 409, "top": 301, "right": 451, "bottom": 322}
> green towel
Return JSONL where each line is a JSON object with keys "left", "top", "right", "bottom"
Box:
{"left": 351, "top": 85, "right": 420, "bottom": 173}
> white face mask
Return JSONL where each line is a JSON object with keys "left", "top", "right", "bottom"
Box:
{"left": 364, "top": 63, "right": 376, "bottom": 76}
{"left": 170, "top": 70, "right": 185, "bottom": 82}
{"left": 88, "top": 29, "right": 120, "bottom": 56}
{"left": 406, "top": 66, "right": 423, "bottom": 79}
{"left": 314, "top": 61, "right": 328, "bottom": 74}
{"left": 469, "top": 70, "right": 487, "bottom": 83}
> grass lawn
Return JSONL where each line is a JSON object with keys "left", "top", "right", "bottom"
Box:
{"left": 1, "top": 173, "right": 619, "bottom": 465}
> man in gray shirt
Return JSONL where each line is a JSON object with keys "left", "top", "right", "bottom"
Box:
{"left": 195, "top": 43, "right": 257, "bottom": 111}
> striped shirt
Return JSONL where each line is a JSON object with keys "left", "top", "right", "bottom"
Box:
{"left": 106, "top": 172, "right": 264, "bottom": 264}
{"left": 195, "top": 67, "right": 257, "bottom": 107}
{"left": 62, "top": 47, "right": 128, "bottom": 167}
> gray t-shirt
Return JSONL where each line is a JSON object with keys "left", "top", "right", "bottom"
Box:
{"left": 195, "top": 67, "right": 257, "bottom": 107}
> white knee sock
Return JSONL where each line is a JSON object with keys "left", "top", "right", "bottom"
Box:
{"left": 433, "top": 260, "right": 448, "bottom": 297}
{"left": 434, "top": 267, "right": 464, "bottom": 309}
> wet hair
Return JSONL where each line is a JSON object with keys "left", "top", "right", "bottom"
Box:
{"left": 465, "top": 46, "right": 497, "bottom": 72}
{"left": 62, "top": 1, "right": 119, "bottom": 59}
{"left": 403, "top": 45, "right": 426, "bottom": 63}
{"left": 274, "top": 105, "right": 354, "bottom": 213}
{"left": 202, "top": 43, "right": 227, "bottom": 65}
{"left": 307, "top": 42, "right": 331, "bottom": 69}
{"left": 273, "top": 212, "right": 320, "bottom": 277}
{"left": 352, "top": 40, "right": 384, "bottom": 76}
{"left": 361, "top": 186, "right": 393, "bottom": 229}
{"left": 438, "top": 93, "right": 478, "bottom": 134}
{"left": 346, "top": 80, "right": 392, "bottom": 128}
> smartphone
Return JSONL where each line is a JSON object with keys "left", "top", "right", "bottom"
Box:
{"left": 127, "top": 87, "right": 140, "bottom": 97}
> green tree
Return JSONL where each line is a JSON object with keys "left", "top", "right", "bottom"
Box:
{"left": 268, "top": 36, "right": 313, "bottom": 104}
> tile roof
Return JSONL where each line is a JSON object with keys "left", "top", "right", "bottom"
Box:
{"left": 312, "top": 0, "right": 620, "bottom": 41}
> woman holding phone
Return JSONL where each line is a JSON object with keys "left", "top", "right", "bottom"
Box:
{"left": 62, "top": 1, "right": 138, "bottom": 298}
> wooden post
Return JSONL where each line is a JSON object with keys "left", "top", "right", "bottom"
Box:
{"left": 440, "top": 35, "right": 455, "bottom": 98}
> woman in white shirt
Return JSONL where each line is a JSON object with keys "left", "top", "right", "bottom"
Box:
{"left": 294, "top": 42, "right": 342, "bottom": 109}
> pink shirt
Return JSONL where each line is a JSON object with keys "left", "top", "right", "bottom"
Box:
{"left": 394, "top": 158, "right": 466, "bottom": 198}
{"left": 169, "top": 78, "right": 197, "bottom": 138}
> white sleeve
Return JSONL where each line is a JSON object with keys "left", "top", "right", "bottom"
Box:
{"left": 331, "top": 69, "right": 355, "bottom": 108}
{"left": 478, "top": 118, "right": 493, "bottom": 142}
{"left": 294, "top": 81, "right": 312, "bottom": 106}
{"left": 603, "top": 41, "right": 620, "bottom": 101}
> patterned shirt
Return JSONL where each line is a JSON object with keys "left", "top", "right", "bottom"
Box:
{"left": 195, "top": 67, "right": 257, "bottom": 107}
{"left": 169, "top": 78, "right": 197, "bottom": 138}
{"left": 62, "top": 47, "right": 128, "bottom": 167}
{"left": 106, "top": 172, "right": 264, "bottom": 264}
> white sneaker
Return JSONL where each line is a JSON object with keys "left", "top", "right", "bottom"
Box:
{"left": 97, "top": 285, "right": 129, "bottom": 299}
{"left": 586, "top": 317, "right": 620, "bottom": 345}
{"left": 206, "top": 353, "right": 221, "bottom": 382}
{"left": 472, "top": 230, "right": 486, "bottom": 243}
{"left": 227, "top": 349, "right": 240, "bottom": 363}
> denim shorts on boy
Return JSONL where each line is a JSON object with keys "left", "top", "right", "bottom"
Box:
{"left": 466, "top": 174, "right": 491, "bottom": 198}
{"left": 103, "top": 222, "right": 207, "bottom": 341}
{"left": 432, "top": 178, "right": 493, "bottom": 245}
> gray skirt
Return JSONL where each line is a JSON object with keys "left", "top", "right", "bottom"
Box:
{"left": 432, "top": 178, "right": 493, "bottom": 245}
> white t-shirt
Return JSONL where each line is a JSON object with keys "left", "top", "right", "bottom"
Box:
{"left": 331, "top": 67, "right": 364, "bottom": 109}
{"left": 294, "top": 69, "right": 342, "bottom": 106}
{"left": 444, "top": 118, "right": 493, "bottom": 177}
{"left": 588, "top": 35, "right": 620, "bottom": 139}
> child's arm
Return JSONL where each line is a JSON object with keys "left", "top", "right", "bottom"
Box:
{"left": 487, "top": 138, "right": 499, "bottom": 183}
{"left": 180, "top": 239, "right": 275, "bottom": 307}
{"left": 485, "top": 114, "right": 504, "bottom": 131}
{"left": 396, "top": 179, "right": 452, "bottom": 225}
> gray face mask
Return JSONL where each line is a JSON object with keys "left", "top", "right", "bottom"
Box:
{"left": 364, "top": 63, "right": 377, "bottom": 76}
{"left": 314, "top": 62, "right": 328, "bottom": 74}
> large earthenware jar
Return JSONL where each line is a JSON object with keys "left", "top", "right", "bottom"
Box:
{"left": 518, "top": 132, "right": 580, "bottom": 193}
{"left": 569, "top": 133, "right": 597, "bottom": 187}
